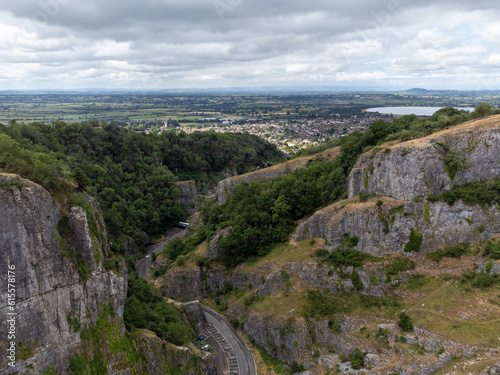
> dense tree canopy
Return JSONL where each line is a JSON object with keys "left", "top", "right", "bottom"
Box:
{"left": 0, "top": 121, "right": 281, "bottom": 250}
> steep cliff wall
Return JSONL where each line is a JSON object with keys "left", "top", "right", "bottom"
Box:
{"left": 175, "top": 180, "right": 198, "bottom": 205}
{"left": 0, "top": 174, "right": 126, "bottom": 374}
{"left": 226, "top": 301, "right": 478, "bottom": 374}
{"left": 216, "top": 146, "right": 340, "bottom": 204}
{"left": 293, "top": 197, "right": 500, "bottom": 256}
{"left": 348, "top": 115, "right": 500, "bottom": 200}
{"left": 294, "top": 117, "right": 500, "bottom": 256}
{"left": 0, "top": 174, "right": 212, "bottom": 375}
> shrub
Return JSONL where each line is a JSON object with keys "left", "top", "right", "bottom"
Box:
{"left": 385, "top": 257, "right": 416, "bottom": 282}
{"left": 281, "top": 270, "right": 292, "bottom": 288}
{"left": 426, "top": 243, "right": 469, "bottom": 262}
{"left": 343, "top": 232, "right": 359, "bottom": 248}
{"left": 230, "top": 317, "right": 240, "bottom": 328}
{"left": 314, "top": 248, "right": 329, "bottom": 260}
{"left": 404, "top": 228, "right": 423, "bottom": 252}
{"left": 427, "top": 178, "right": 500, "bottom": 208}
{"left": 322, "top": 247, "right": 375, "bottom": 268}
{"left": 470, "top": 272, "right": 498, "bottom": 289}
{"left": 351, "top": 271, "right": 364, "bottom": 290}
{"left": 290, "top": 361, "right": 305, "bottom": 373}
{"left": 442, "top": 146, "right": 466, "bottom": 181}
{"left": 477, "top": 224, "right": 486, "bottom": 233}
{"left": 328, "top": 318, "right": 341, "bottom": 332}
{"left": 243, "top": 293, "right": 260, "bottom": 306}
{"left": 483, "top": 240, "right": 500, "bottom": 259}
{"left": 359, "top": 189, "right": 370, "bottom": 202}
{"left": 485, "top": 261, "right": 493, "bottom": 274}
{"left": 350, "top": 348, "right": 364, "bottom": 370}
{"left": 398, "top": 312, "right": 413, "bottom": 331}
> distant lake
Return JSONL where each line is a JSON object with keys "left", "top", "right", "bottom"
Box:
{"left": 366, "top": 106, "right": 473, "bottom": 116}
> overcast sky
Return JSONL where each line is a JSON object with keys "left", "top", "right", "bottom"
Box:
{"left": 1, "top": 0, "right": 500, "bottom": 90}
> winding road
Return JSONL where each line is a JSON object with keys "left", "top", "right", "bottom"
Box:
{"left": 136, "top": 227, "right": 186, "bottom": 277}
{"left": 135, "top": 229, "right": 256, "bottom": 374}
{"left": 201, "top": 305, "right": 257, "bottom": 375}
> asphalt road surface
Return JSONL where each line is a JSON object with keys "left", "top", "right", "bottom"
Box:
{"left": 135, "top": 227, "right": 186, "bottom": 278}
{"left": 202, "top": 305, "right": 257, "bottom": 375}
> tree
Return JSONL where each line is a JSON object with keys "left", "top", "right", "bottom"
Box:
{"left": 473, "top": 103, "right": 493, "bottom": 118}
{"left": 72, "top": 169, "right": 91, "bottom": 191}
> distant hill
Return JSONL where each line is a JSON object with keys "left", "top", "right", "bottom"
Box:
{"left": 405, "top": 87, "right": 430, "bottom": 94}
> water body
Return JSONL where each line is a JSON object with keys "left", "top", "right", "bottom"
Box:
{"left": 366, "top": 106, "right": 474, "bottom": 116}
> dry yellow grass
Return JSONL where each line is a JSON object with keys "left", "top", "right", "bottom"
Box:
{"left": 239, "top": 239, "right": 323, "bottom": 272}
{"left": 399, "top": 275, "right": 500, "bottom": 347}
{"left": 130, "top": 328, "right": 157, "bottom": 340}
{"left": 251, "top": 292, "right": 307, "bottom": 317}
{"left": 388, "top": 114, "right": 500, "bottom": 150}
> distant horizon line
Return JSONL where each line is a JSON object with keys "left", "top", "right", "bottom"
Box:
{"left": 1, "top": 86, "right": 500, "bottom": 94}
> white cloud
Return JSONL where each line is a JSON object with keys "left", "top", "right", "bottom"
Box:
{"left": 0, "top": 1, "right": 500, "bottom": 89}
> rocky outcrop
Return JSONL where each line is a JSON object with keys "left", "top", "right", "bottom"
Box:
{"left": 0, "top": 174, "right": 126, "bottom": 374}
{"left": 294, "top": 117, "right": 500, "bottom": 257}
{"left": 161, "top": 257, "right": 413, "bottom": 300}
{"left": 0, "top": 174, "right": 210, "bottom": 375}
{"left": 227, "top": 302, "right": 477, "bottom": 374}
{"left": 175, "top": 180, "right": 198, "bottom": 205}
{"left": 132, "top": 336, "right": 216, "bottom": 375}
{"left": 217, "top": 147, "right": 340, "bottom": 204}
{"left": 207, "top": 226, "right": 232, "bottom": 258}
{"left": 293, "top": 198, "right": 500, "bottom": 256}
{"left": 348, "top": 116, "right": 500, "bottom": 200}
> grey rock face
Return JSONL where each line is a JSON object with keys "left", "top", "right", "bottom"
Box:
{"left": 68, "top": 205, "right": 103, "bottom": 275}
{"left": 293, "top": 199, "right": 500, "bottom": 256}
{"left": 131, "top": 336, "right": 217, "bottom": 375}
{"left": 162, "top": 257, "right": 412, "bottom": 301}
{"left": 348, "top": 118, "right": 500, "bottom": 200}
{"left": 207, "top": 226, "right": 232, "bottom": 258}
{"left": 295, "top": 119, "right": 500, "bottom": 257}
{"left": 175, "top": 180, "right": 198, "bottom": 205}
{"left": 0, "top": 174, "right": 126, "bottom": 375}
{"left": 227, "top": 302, "right": 476, "bottom": 374}
{"left": 478, "top": 260, "right": 500, "bottom": 274}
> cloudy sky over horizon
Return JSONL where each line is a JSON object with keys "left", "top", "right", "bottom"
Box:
{"left": 1, "top": 0, "right": 500, "bottom": 90}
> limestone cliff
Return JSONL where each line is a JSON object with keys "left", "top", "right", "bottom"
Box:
{"left": 175, "top": 180, "right": 198, "bottom": 205}
{"left": 348, "top": 115, "right": 500, "bottom": 201}
{"left": 0, "top": 174, "right": 214, "bottom": 375}
{"left": 161, "top": 256, "right": 413, "bottom": 300}
{"left": 294, "top": 116, "right": 500, "bottom": 256}
{"left": 216, "top": 146, "right": 340, "bottom": 204}
{"left": 226, "top": 301, "right": 480, "bottom": 374}
{"left": 293, "top": 197, "right": 500, "bottom": 256}
{"left": 0, "top": 174, "right": 126, "bottom": 374}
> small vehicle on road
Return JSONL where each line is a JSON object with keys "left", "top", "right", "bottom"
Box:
{"left": 202, "top": 344, "right": 210, "bottom": 351}
{"left": 175, "top": 222, "right": 189, "bottom": 229}
{"left": 196, "top": 336, "right": 205, "bottom": 341}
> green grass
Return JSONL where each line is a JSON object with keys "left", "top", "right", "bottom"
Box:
{"left": 303, "top": 289, "right": 401, "bottom": 319}
{"left": 315, "top": 247, "right": 380, "bottom": 269}
{"left": 426, "top": 243, "right": 470, "bottom": 262}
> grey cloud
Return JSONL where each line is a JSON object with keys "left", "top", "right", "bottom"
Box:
{"left": 1, "top": 0, "right": 500, "bottom": 89}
